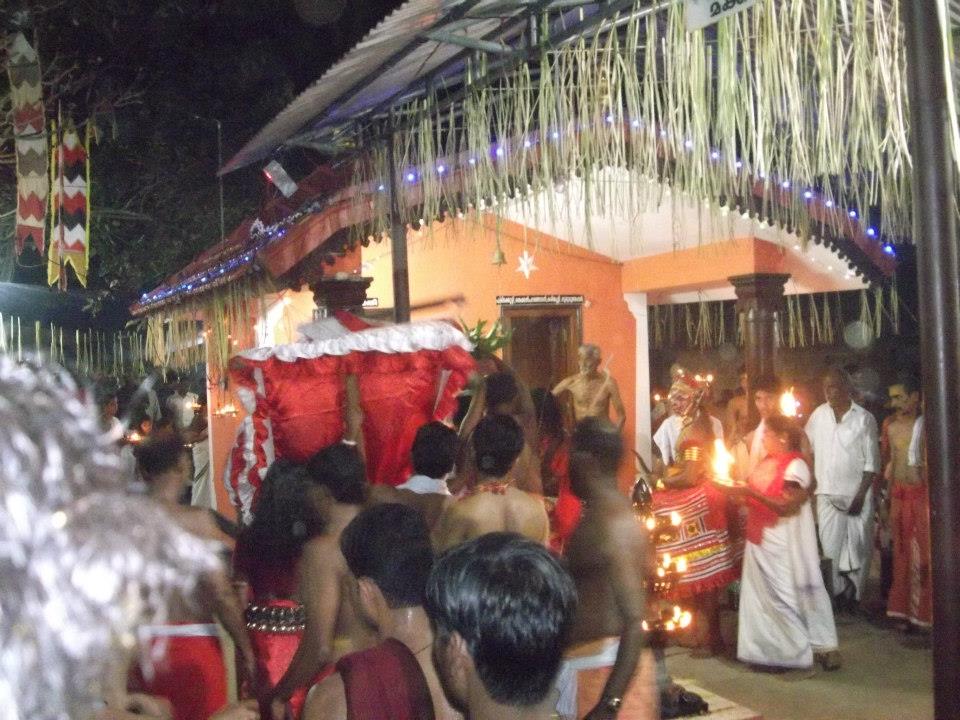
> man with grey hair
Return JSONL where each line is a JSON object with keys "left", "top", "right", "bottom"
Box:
{"left": 805, "top": 367, "right": 880, "bottom": 608}
{"left": 552, "top": 344, "right": 626, "bottom": 431}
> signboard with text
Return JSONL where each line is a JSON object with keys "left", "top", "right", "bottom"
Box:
{"left": 685, "top": 0, "right": 756, "bottom": 31}
{"left": 496, "top": 294, "right": 584, "bottom": 306}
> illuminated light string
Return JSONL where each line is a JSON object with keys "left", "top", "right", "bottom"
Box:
{"left": 142, "top": 123, "right": 897, "bottom": 308}
{"left": 382, "top": 125, "right": 897, "bottom": 256}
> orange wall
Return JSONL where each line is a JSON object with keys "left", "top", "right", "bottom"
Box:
{"left": 365, "top": 214, "right": 638, "bottom": 490}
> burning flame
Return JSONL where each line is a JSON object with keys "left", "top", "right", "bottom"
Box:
{"left": 676, "top": 556, "right": 688, "bottom": 573}
{"left": 780, "top": 387, "right": 800, "bottom": 417}
{"left": 214, "top": 403, "right": 238, "bottom": 417}
{"left": 126, "top": 431, "right": 142, "bottom": 444}
{"left": 670, "top": 511, "right": 681, "bottom": 526}
{"left": 712, "top": 438, "right": 735, "bottom": 483}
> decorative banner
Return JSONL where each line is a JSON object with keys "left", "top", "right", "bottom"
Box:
{"left": 48, "top": 123, "right": 91, "bottom": 288}
{"left": 7, "top": 33, "right": 48, "bottom": 255}
{"left": 685, "top": 0, "right": 757, "bottom": 31}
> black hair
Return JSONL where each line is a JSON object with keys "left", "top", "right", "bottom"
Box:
{"left": 340, "top": 503, "right": 434, "bottom": 609}
{"left": 753, "top": 374, "right": 782, "bottom": 395}
{"left": 306, "top": 442, "right": 368, "bottom": 504}
{"left": 531, "top": 388, "right": 564, "bottom": 442}
{"left": 425, "top": 533, "right": 577, "bottom": 707}
{"left": 764, "top": 414, "right": 804, "bottom": 452}
{"left": 473, "top": 414, "right": 524, "bottom": 478}
{"left": 411, "top": 421, "right": 457, "bottom": 479}
{"left": 485, "top": 372, "right": 519, "bottom": 410}
{"left": 133, "top": 433, "right": 187, "bottom": 479}
{"left": 899, "top": 373, "right": 922, "bottom": 397}
{"left": 824, "top": 366, "right": 853, "bottom": 388}
{"left": 236, "top": 459, "right": 326, "bottom": 589}
{"left": 570, "top": 417, "right": 623, "bottom": 475}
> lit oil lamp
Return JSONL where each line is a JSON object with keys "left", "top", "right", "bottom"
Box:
{"left": 126, "top": 431, "right": 143, "bottom": 444}
{"left": 213, "top": 403, "right": 239, "bottom": 417}
{"left": 711, "top": 438, "right": 738, "bottom": 486}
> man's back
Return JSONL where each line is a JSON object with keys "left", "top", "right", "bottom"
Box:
{"left": 566, "top": 493, "right": 647, "bottom": 642}
{"left": 434, "top": 485, "right": 549, "bottom": 550}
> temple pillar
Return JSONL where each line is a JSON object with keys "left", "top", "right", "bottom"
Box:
{"left": 728, "top": 273, "right": 789, "bottom": 428}
{"left": 624, "top": 292, "right": 653, "bottom": 471}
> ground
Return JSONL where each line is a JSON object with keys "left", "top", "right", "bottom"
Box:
{"left": 665, "top": 603, "right": 933, "bottom": 719}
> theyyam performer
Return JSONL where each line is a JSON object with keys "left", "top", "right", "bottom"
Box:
{"left": 650, "top": 368, "right": 739, "bottom": 656}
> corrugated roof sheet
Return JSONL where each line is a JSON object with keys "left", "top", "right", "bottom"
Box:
{"left": 221, "top": 0, "right": 559, "bottom": 173}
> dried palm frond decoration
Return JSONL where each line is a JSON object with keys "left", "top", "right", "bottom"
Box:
{"left": 649, "top": 286, "right": 903, "bottom": 350}
{"left": 144, "top": 275, "right": 272, "bottom": 383}
{"left": 352, "top": 0, "right": 910, "bottom": 260}
{"left": 0, "top": 313, "right": 147, "bottom": 377}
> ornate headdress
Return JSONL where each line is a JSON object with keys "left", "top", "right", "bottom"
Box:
{"left": 668, "top": 366, "right": 713, "bottom": 422}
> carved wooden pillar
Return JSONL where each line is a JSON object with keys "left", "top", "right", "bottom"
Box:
{"left": 729, "top": 273, "right": 789, "bottom": 427}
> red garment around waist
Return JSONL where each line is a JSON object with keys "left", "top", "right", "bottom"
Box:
{"left": 134, "top": 635, "right": 226, "bottom": 720}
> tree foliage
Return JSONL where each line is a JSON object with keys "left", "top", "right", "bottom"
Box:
{"left": 1, "top": 0, "right": 402, "bottom": 307}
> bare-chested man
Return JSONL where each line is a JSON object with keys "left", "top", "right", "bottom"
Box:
{"left": 304, "top": 504, "right": 460, "bottom": 720}
{"left": 436, "top": 414, "right": 550, "bottom": 551}
{"left": 882, "top": 377, "right": 927, "bottom": 627}
{"left": 133, "top": 434, "right": 257, "bottom": 720}
{"left": 562, "top": 418, "right": 654, "bottom": 720}
{"left": 457, "top": 357, "right": 543, "bottom": 495}
{"left": 723, "top": 367, "right": 750, "bottom": 445}
{"left": 552, "top": 345, "right": 626, "bottom": 431}
{"left": 267, "top": 443, "right": 377, "bottom": 720}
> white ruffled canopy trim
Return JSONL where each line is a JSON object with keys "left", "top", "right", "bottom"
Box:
{"left": 237, "top": 319, "right": 473, "bottom": 363}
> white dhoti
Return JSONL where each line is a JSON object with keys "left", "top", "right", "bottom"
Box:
{"left": 816, "top": 491, "right": 874, "bottom": 600}
{"left": 555, "top": 638, "right": 656, "bottom": 720}
{"left": 738, "top": 503, "right": 838, "bottom": 668}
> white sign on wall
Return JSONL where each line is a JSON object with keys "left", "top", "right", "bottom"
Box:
{"left": 685, "top": 0, "right": 756, "bottom": 31}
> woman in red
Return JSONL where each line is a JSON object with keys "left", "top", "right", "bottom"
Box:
{"left": 234, "top": 459, "right": 328, "bottom": 718}
{"left": 532, "top": 388, "right": 581, "bottom": 553}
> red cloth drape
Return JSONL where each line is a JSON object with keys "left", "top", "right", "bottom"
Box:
{"left": 337, "top": 638, "right": 435, "bottom": 720}
{"left": 745, "top": 452, "right": 804, "bottom": 545}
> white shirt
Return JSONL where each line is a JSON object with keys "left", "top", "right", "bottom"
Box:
{"left": 907, "top": 416, "right": 924, "bottom": 468}
{"left": 804, "top": 402, "right": 879, "bottom": 496}
{"left": 397, "top": 474, "right": 452, "bottom": 495}
{"left": 748, "top": 419, "right": 767, "bottom": 474}
{"left": 653, "top": 414, "right": 724, "bottom": 466}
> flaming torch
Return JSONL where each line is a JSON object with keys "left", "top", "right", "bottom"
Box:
{"left": 780, "top": 387, "right": 800, "bottom": 417}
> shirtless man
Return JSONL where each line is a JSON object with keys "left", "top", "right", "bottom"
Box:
{"left": 304, "top": 504, "right": 460, "bottom": 720}
{"left": 133, "top": 435, "right": 257, "bottom": 719}
{"left": 563, "top": 418, "right": 652, "bottom": 720}
{"left": 457, "top": 357, "right": 543, "bottom": 495}
{"left": 882, "top": 377, "right": 926, "bottom": 627}
{"left": 268, "top": 443, "right": 377, "bottom": 720}
{"left": 723, "top": 368, "right": 750, "bottom": 445}
{"left": 436, "top": 414, "right": 550, "bottom": 551}
{"left": 552, "top": 345, "right": 626, "bottom": 431}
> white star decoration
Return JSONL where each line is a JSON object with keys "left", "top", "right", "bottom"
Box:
{"left": 516, "top": 250, "right": 538, "bottom": 279}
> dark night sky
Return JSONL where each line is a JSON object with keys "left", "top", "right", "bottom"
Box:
{"left": 5, "top": 0, "right": 408, "bottom": 296}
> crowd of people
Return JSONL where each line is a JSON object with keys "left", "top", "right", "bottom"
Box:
{"left": 0, "top": 341, "right": 932, "bottom": 720}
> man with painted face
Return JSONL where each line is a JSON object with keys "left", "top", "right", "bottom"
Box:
{"left": 650, "top": 368, "right": 738, "bottom": 657}
{"left": 553, "top": 344, "right": 626, "bottom": 431}
{"left": 805, "top": 367, "right": 880, "bottom": 608}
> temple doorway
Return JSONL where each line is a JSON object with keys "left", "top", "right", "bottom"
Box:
{"left": 501, "top": 303, "right": 581, "bottom": 394}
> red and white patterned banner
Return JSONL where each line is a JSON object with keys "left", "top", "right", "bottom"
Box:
{"left": 7, "top": 33, "right": 48, "bottom": 255}
{"left": 48, "top": 124, "right": 91, "bottom": 288}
